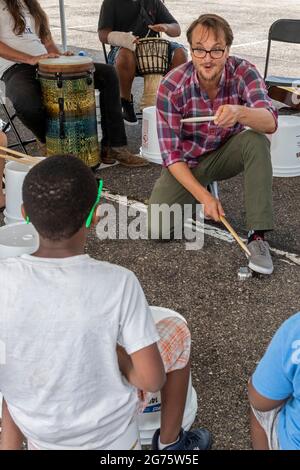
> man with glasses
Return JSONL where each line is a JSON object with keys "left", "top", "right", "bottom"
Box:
{"left": 148, "top": 14, "right": 278, "bottom": 275}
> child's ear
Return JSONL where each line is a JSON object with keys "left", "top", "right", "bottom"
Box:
{"left": 91, "top": 204, "right": 100, "bottom": 226}
{"left": 21, "top": 204, "right": 27, "bottom": 221}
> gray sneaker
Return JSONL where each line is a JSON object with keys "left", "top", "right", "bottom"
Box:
{"left": 247, "top": 239, "right": 273, "bottom": 275}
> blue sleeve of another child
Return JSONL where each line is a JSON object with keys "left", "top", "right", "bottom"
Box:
{"left": 252, "top": 313, "right": 300, "bottom": 400}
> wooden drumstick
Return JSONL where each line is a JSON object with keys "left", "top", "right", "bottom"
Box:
{"left": 180, "top": 116, "right": 216, "bottom": 123}
{"left": 220, "top": 215, "right": 251, "bottom": 257}
{"left": 0, "top": 153, "right": 39, "bottom": 166}
{"left": 0, "top": 146, "right": 41, "bottom": 163}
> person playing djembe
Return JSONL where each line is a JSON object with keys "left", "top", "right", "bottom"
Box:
{"left": 0, "top": 0, "right": 147, "bottom": 167}
{"left": 98, "top": 0, "right": 187, "bottom": 125}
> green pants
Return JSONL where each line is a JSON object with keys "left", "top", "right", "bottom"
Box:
{"left": 148, "top": 130, "right": 273, "bottom": 239}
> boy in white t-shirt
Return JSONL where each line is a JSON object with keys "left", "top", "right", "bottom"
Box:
{"left": 0, "top": 155, "right": 212, "bottom": 450}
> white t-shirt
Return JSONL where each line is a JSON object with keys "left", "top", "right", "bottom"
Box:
{"left": 0, "top": 254, "right": 159, "bottom": 450}
{"left": 0, "top": 0, "right": 47, "bottom": 78}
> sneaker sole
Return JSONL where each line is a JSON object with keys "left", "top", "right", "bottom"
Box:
{"left": 248, "top": 261, "right": 273, "bottom": 275}
{"left": 118, "top": 161, "right": 149, "bottom": 167}
{"left": 101, "top": 159, "right": 117, "bottom": 165}
{"left": 123, "top": 119, "right": 139, "bottom": 126}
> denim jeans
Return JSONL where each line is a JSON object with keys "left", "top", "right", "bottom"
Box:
{"left": 2, "top": 62, "right": 127, "bottom": 147}
{"left": 107, "top": 41, "right": 186, "bottom": 69}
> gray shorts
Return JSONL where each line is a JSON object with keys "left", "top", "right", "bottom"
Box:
{"left": 251, "top": 404, "right": 281, "bottom": 450}
{"left": 107, "top": 41, "right": 186, "bottom": 70}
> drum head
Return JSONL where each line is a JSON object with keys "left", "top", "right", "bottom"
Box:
{"left": 38, "top": 55, "right": 94, "bottom": 74}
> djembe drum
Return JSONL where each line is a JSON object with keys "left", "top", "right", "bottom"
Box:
{"left": 135, "top": 38, "right": 170, "bottom": 109}
{"left": 38, "top": 56, "right": 100, "bottom": 168}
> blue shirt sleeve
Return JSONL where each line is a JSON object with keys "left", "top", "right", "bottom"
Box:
{"left": 252, "top": 313, "right": 300, "bottom": 401}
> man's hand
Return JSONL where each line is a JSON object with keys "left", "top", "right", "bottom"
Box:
{"left": 28, "top": 52, "right": 60, "bottom": 66}
{"left": 215, "top": 104, "right": 241, "bottom": 128}
{"left": 148, "top": 23, "right": 168, "bottom": 33}
{"left": 201, "top": 192, "right": 225, "bottom": 222}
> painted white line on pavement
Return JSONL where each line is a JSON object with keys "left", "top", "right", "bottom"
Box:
{"left": 102, "top": 189, "right": 300, "bottom": 266}
{"left": 231, "top": 40, "right": 267, "bottom": 48}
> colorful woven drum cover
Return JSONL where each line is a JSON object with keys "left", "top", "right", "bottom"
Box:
{"left": 38, "top": 56, "right": 100, "bottom": 168}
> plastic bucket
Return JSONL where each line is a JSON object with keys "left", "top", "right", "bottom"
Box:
{"left": 3, "top": 210, "right": 23, "bottom": 225}
{"left": 0, "top": 222, "right": 39, "bottom": 259}
{"left": 140, "top": 106, "right": 163, "bottom": 165}
{"left": 4, "top": 161, "right": 31, "bottom": 221}
{"left": 138, "top": 306, "right": 198, "bottom": 445}
{"left": 270, "top": 115, "right": 300, "bottom": 177}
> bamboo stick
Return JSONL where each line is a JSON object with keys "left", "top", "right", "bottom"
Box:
{"left": 220, "top": 215, "right": 251, "bottom": 257}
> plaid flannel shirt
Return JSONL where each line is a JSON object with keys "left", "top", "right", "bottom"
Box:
{"left": 156, "top": 56, "right": 278, "bottom": 168}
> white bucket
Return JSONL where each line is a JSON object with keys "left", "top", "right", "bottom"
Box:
{"left": 140, "top": 106, "right": 163, "bottom": 165}
{"left": 4, "top": 161, "right": 31, "bottom": 222}
{"left": 0, "top": 222, "right": 39, "bottom": 259}
{"left": 270, "top": 115, "right": 300, "bottom": 177}
{"left": 138, "top": 306, "right": 198, "bottom": 446}
{"left": 3, "top": 209, "right": 23, "bottom": 225}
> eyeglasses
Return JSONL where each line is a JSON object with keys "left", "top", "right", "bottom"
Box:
{"left": 85, "top": 179, "right": 103, "bottom": 228}
{"left": 191, "top": 48, "right": 226, "bottom": 59}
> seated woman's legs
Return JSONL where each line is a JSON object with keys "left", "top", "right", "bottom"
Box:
{"left": 93, "top": 63, "right": 147, "bottom": 167}
{"left": 3, "top": 65, "right": 47, "bottom": 143}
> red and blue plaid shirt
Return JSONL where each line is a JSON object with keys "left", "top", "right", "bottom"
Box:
{"left": 156, "top": 56, "right": 278, "bottom": 168}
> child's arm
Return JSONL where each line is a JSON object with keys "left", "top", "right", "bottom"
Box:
{"left": 248, "top": 379, "right": 289, "bottom": 412}
{"left": 117, "top": 343, "right": 166, "bottom": 393}
{"left": 0, "top": 399, "right": 24, "bottom": 450}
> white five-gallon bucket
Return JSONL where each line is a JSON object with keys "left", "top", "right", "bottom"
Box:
{"left": 0, "top": 222, "right": 39, "bottom": 259}
{"left": 140, "top": 106, "right": 163, "bottom": 165}
{"left": 270, "top": 115, "right": 300, "bottom": 177}
{"left": 4, "top": 161, "right": 31, "bottom": 224}
{"left": 138, "top": 306, "right": 198, "bottom": 446}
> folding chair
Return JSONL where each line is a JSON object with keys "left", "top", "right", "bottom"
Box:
{"left": 263, "top": 19, "right": 300, "bottom": 88}
{"left": 0, "top": 98, "right": 36, "bottom": 153}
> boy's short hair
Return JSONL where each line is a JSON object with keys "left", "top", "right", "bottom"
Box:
{"left": 186, "top": 14, "right": 234, "bottom": 47}
{"left": 22, "top": 155, "right": 98, "bottom": 240}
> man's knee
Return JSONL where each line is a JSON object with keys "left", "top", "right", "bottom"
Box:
{"left": 242, "top": 130, "right": 270, "bottom": 152}
{"left": 115, "top": 48, "right": 136, "bottom": 72}
{"left": 171, "top": 47, "right": 188, "bottom": 67}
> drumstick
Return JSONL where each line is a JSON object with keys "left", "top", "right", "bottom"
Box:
{"left": 220, "top": 215, "right": 251, "bottom": 257}
{"left": 180, "top": 116, "right": 216, "bottom": 123}
{"left": 0, "top": 146, "right": 41, "bottom": 163}
{"left": 0, "top": 153, "right": 39, "bottom": 166}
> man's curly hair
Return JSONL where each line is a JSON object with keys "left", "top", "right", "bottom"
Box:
{"left": 22, "top": 155, "right": 98, "bottom": 241}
